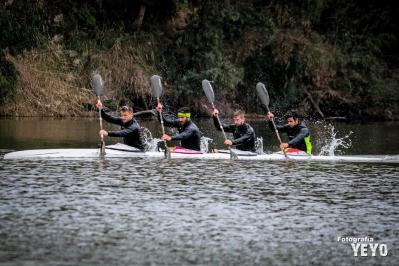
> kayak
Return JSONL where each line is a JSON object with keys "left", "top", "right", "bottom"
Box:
{"left": 1, "top": 144, "right": 263, "bottom": 160}
{"left": 3, "top": 143, "right": 399, "bottom": 164}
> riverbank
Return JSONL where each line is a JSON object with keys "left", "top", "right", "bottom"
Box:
{"left": 1, "top": 1, "right": 398, "bottom": 120}
{"left": 1, "top": 46, "right": 398, "bottom": 122}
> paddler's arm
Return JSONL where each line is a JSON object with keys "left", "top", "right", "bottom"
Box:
{"left": 100, "top": 109, "right": 124, "bottom": 125}
{"left": 108, "top": 125, "right": 138, "bottom": 138}
{"left": 99, "top": 128, "right": 136, "bottom": 139}
{"left": 231, "top": 127, "right": 254, "bottom": 146}
{"left": 287, "top": 127, "right": 309, "bottom": 147}
{"left": 156, "top": 103, "right": 179, "bottom": 127}
{"left": 96, "top": 100, "right": 123, "bottom": 125}
{"left": 170, "top": 128, "right": 193, "bottom": 141}
{"left": 266, "top": 112, "right": 286, "bottom": 132}
{"left": 212, "top": 115, "right": 235, "bottom": 133}
{"left": 157, "top": 112, "right": 179, "bottom": 127}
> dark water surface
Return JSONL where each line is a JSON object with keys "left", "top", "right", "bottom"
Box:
{"left": 0, "top": 118, "right": 398, "bottom": 265}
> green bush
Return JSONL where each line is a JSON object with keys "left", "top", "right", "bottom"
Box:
{"left": 160, "top": 1, "right": 244, "bottom": 111}
{"left": 0, "top": 0, "right": 44, "bottom": 53}
{"left": 0, "top": 0, "right": 397, "bottom": 119}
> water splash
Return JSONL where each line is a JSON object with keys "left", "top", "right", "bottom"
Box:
{"left": 318, "top": 124, "right": 353, "bottom": 156}
{"left": 140, "top": 127, "right": 160, "bottom": 152}
{"left": 200, "top": 137, "right": 213, "bottom": 153}
{"left": 141, "top": 127, "right": 213, "bottom": 153}
{"left": 146, "top": 138, "right": 163, "bottom": 152}
{"left": 255, "top": 137, "right": 264, "bottom": 154}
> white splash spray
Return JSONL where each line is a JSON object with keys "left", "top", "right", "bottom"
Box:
{"left": 255, "top": 137, "right": 264, "bottom": 154}
{"left": 318, "top": 124, "right": 353, "bottom": 156}
{"left": 140, "top": 127, "right": 160, "bottom": 152}
{"left": 141, "top": 127, "right": 213, "bottom": 153}
{"left": 146, "top": 138, "right": 162, "bottom": 152}
{"left": 200, "top": 137, "right": 213, "bottom": 153}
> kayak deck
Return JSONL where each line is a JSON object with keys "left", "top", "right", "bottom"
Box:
{"left": 3, "top": 145, "right": 399, "bottom": 164}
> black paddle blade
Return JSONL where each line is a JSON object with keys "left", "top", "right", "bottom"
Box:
{"left": 202, "top": 79, "right": 215, "bottom": 104}
{"left": 256, "top": 82, "right": 270, "bottom": 108}
{"left": 150, "top": 75, "right": 163, "bottom": 98}
{"left": 91, "top": 74, "right": 104, "bottom": 96}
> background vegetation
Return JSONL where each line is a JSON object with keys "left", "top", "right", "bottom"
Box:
{"left": 0, "top": 0, "right": 398, "bottom": 120}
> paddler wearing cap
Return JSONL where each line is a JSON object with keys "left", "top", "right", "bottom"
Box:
{"left": 155, "top": 103, "right": 201, "bottom": 151}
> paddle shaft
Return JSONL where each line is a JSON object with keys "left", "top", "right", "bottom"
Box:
{"left": 264, "top": 105, "right": 281, "bottom": 143}
{"left": 265, "top": 105, "right": 287, "bottom": 157}
{"left": 97, "top": 96, "right": 104, "bottom": 139}
{"left": 201, "top": 80, "right": 237, "bottom": 159}
{"left": 212, "top": 104, "right": 228, "bottom": 141}
{"left": 97, "top": 96, "right": 105, "bottom": 156}
{"left": 157, "top": 99, "right": 166, "bottom": 134}
{"left": 270, "top": 118, "right": 284, "bottom": 144}
{"left": 157, "top": 98, "right": 170, "bottom": 158}
{"left": 211, "top": 104, "right": 237, "bottom": 159}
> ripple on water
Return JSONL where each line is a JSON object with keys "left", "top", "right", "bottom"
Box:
{"left": 0, "top": 157, "right": 398, "bottom": 265}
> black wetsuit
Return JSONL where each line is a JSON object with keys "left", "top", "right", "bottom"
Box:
{"left": 269, "top": 121, "right": 311, "bottom": 153}
{"left": 213, "top": 116, "right": 256, "bottom": 152}
{"left": 101, "top": 109, "right": 145, "bottom": 150}
{"left": 158, "top": 113, "right": 201, "bottom": 151}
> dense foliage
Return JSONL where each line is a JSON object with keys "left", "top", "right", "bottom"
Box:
{"left": 0, "top": 0, "right": 398, "bottom": 119}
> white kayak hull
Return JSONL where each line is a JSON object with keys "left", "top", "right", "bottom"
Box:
{"left": 3, "top": 146, "right": 399, "bottom": 164}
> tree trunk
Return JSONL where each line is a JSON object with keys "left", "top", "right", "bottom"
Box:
{"left": 302, "top": 86, "right": 325, "bottom": 118}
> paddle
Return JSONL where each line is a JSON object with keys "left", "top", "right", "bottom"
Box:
{"left": 255, "top": 82, "right": 288, "bottom": 158}
{"left": 202, "top": 79, "right": 238, "bottom": 160}
{"left": 150, "top": 75, "right": 171, "bottom": 159}
{"left": 91, "top": 73, "right": 106, "bottom": 156}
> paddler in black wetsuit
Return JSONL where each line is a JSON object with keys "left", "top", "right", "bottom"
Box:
{"left": 96, "top": 100, "right": 145, "bottom": 150}
{"left": 212, "top": 108, "right": 256, "bottom": 152}
{"left": 155, "top": 103, "right": 201, "bottom": 151}
{"left": 266, "top": 111, "right": 312, "bottom": 154}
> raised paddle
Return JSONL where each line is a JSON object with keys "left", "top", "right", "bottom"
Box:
{"left": 150, "top": 75, "right": 171, "bottom": 159}
{"left": 91, "top": 73, "right": 106, "bottom": 156}
{"left": 202, "top": 79, "right": 238, "bottom": 160}
{"left": 255, "top": 82, "right": 288, "bottom": 158}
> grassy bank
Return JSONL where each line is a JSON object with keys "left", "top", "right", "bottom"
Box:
{"left": 0, "top": 32, "right": 159, "bottom": 117}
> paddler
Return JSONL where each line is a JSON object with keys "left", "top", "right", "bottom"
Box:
{"left": 155, "top": 103, "right": 202, "bottom": 151}
{"left": 96, "top": 100, "right": 145, "bottom": 150}
{"left": 212, "top": 108, "right": 256, "bottom": 152}
{"left": 266, "top": 111, "right": 312, "bottom": 154}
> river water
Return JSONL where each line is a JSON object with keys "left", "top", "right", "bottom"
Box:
{"left": 0, "top": 118, "right": 398, "bottom": 265}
